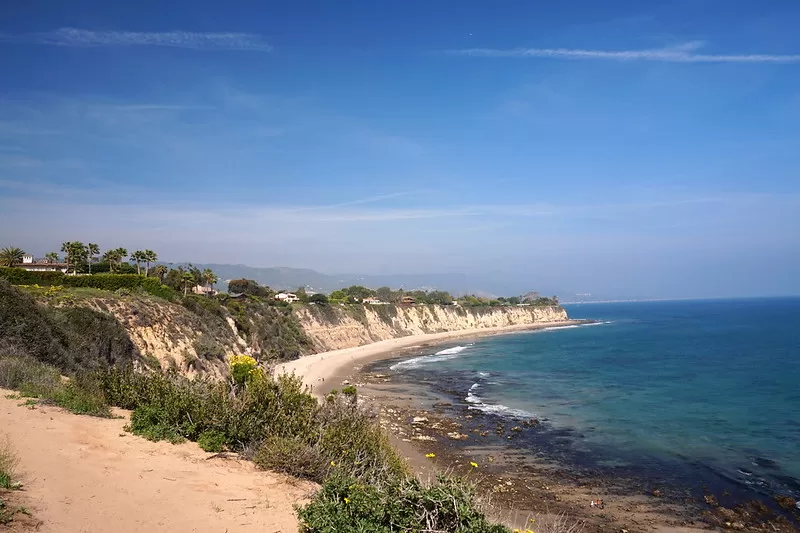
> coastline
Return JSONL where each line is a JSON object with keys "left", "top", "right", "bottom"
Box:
{"left": 277, "top": 316, "right": 800, "bottom": 533}
{"left": 277, "top": 319, "right": 584, "bottom": 398}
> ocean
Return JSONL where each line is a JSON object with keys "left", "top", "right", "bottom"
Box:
{"left": 371, "top": 298, "right": 800, "bottom": 505}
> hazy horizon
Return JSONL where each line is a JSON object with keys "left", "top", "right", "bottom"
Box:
{"left": 2, "top": 1, "right": 799, "bottom": 300}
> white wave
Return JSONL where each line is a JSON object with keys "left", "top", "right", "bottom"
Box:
{"left": 435, "top": 345, "right": 468, "bottom": 355}
{"left": 470, "top": 403, "right": 535, "bottom": 418}
{"left": 477, "top": 371, "right": 491, "bottom": 378}
{"left": 463, "top": 384, "right": 535, "bottom": 418}
{"left": 465, "top": 391, "right": 483, "bottom": 404}
{"left": 390, "top": 345, "right": 469, "bottom": 370}
{"left": 543, "top": 324, "right": 580, "bottom": 331}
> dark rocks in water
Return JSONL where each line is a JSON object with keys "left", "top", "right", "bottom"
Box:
{"left": 753, "top": 456, "right": 781, "bottom": 470}
{"left": 774, "top": 495, "right": 797, "bottom": 511}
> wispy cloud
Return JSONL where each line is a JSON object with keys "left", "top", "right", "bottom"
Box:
{"left": 444, "top": 41, "right": 800, "bottom": 64}
{"left": 0, "top": 28, "right": 272, "bottom": 52}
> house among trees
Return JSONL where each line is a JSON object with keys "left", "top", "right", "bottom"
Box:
{"left": 18, "top": 254, "right": 68, "bottom": 273}
{"left": 362, "top": 297, "right": 388, "bottom": 305}
{"left": 275, "top": 292, "right": 300, "bottom": 303}
{"left": 400, "top": 296, "right": 416, "bottom": 305}
{"left": 192, "top": 283, "right": 218, "bottom": 297}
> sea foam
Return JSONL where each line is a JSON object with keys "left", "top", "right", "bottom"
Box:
{"left": 390, "top": 345, "right": 469, "bottom": 370}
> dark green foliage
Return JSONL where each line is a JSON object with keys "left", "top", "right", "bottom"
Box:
{"left": 197, "top": 430, "right": 227, "bottom": 452}
{"left": 0, "top": 279, "right": 69, "bottom": 369}
{"left": 225, "top": 299, "right": 314, "bottom": 361}
{"left": 52, "top": 307, "right": 139, "bottom": 369}
{"left": 227, "top": 278, "right": 274, "bottom": 298}
{"left": 0, "top": 280, "right": 138, "bottom": 373}
{"left": 297, "top": 475, "right": 510, "bottom": 533}
{"left": 340, "top": 286, "right": 375, "bottom": 300}
{"left": 309, "top": 293, "right": 329, "bottom": 305}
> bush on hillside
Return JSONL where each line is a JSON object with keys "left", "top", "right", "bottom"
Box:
{"left": 296, "top": 475, "right": 509, "bottom": 533}
{"left": 0, "top": 280, "right": 140, "bottom": 374}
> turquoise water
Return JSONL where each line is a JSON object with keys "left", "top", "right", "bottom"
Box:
{"left": 379, "top": 298, "right": 800, "bottom": 501}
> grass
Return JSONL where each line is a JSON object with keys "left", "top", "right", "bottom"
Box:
{"left": 0, "top": 355, "right": 111, "bottom": 417}
{"left": 0, "top": 434, "right": 19, "bottom": 490}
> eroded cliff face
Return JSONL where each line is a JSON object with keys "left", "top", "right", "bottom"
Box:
{"left": 294, "top": 304, "right": 569, "bottom": 352}
{"left": 80, "top": 296, "right": 243, "bottom": 378}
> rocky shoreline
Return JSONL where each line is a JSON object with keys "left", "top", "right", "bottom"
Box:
{"left": 354, "top": 369, "right": 800, "bottom": 533}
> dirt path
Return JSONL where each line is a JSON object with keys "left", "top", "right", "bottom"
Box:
{"left": 0, "top": 389, "right": 314, "bottom": 533}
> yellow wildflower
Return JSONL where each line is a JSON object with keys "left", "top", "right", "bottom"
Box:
{"left": 344, "top": 497, "right": 350, "bottom": 504}
{"left": 330, "top": 461, "right": 336, "bottom": 466}
{"left": 425, "top": 453, "right": 436, "bottom": 458}
{"left": 470, "top": 461, "right": 479, "bottom": 468}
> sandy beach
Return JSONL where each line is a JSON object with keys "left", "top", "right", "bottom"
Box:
{"left": 276, "top": 320, "right": 581, "bottom": 396}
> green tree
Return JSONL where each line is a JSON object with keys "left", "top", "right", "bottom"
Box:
{"left": 201, "top": 268, "right": 218, "bottom": 288}
{"left": 61, "top": 241, "right": 73, "bottom": 273}
{"left": 375, "top": 286, "right": 394, "bottom": 303}
{"left": 0, "top": 246, "right": 25, "bottom": 267}
{"left": 143, "top": 250, "right": 158, "bottom": 276}
{"left": 342, "top": 285, "right": 375, "bottom": 300}
{"left": 329, "top": 290, "right": 346, "bottom": 302}
{"left": 309, "top": 293, "right": 329, "bottom": 305}
{"left": 130, "top": 250, "right": 147, "bottom": 275}
{"left": 45, "top": 252, "right": 60, "bottom": 264}
{"left": 150, "top": 264, "right": 168, "bottom": 282}
{"left": 102, "top": 248, "right": 128, "bottom": 273}
{"left": 87, "top": 243, "right": 99, "bottom": 274}
{"left": 181, "top": 271, "right": 196, "bottom": 296}
{"left": 295, "top": 287, "right": 309, "bottom": 303}
{"left": 65, "top": 242, "right": 87, "bottom": 275}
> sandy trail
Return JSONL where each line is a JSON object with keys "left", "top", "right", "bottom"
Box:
{"left": 0, "top": 389, "right": 314, "bottom": 533}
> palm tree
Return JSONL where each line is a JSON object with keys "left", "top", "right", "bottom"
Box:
{"left": 45, "top": 252, "right": 60, "bottom": 263}
{"left": 150, "top": 264, "right": 168, "bottom": 282}
{"left": 181, "top": 271, "right": 196, "bottom": 296}
{"left": 87, "top": 243, "right": 99, "bottom": 274}
{"left": 64, "top": 241, "right": 86, "bottom": 274}
{"left": 143, "top": 250, "right": 158, "bottom": 276}
{"left": 130, "top": 250, "right": 146, "bottom": 275}
{"left": 201, "top": 268, "right": 218, "bottom": 289}
{"left": 61, "top": 241, "right": 73, "bottom": 273}
{"left": 0, "top": 246, "right": 25, "bottom": 267}
{"left": 102, "top": 248, "right": 128, "bottom": 273}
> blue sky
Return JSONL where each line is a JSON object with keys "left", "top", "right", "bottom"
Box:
{"left": 1, "top": 0, "right": 799, "bottom": 298}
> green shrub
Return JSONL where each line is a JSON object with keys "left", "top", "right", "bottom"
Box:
{"left": 48, "top": 380, "right": 111, "bottom": 417}
{"left": 197, "top": 430, "right": 227, "bottom": 452}
{"left": 0, "top": 355, "right": 61, "bottom": 393}
{"left": 0, "top": 280, "right": 138, "bottom": 374}
{"left": 0, "top": 269, "right": 174, "bottom": 300}
{"left": 254, "top": 435, "right": 329, "bottom": 482}
{"left": 297, "top": 475, "right": 509, "bottom": 533}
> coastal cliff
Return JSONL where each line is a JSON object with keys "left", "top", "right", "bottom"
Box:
{"left": 295, "top": 304, "right": 569, "bottom": 352}
{"left": 1, "top": 279, "right": 568, "bottom": 378}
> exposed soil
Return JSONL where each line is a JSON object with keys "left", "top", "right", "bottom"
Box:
{"left": 0, "top": 388, "right": 316, "bottom": 533}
